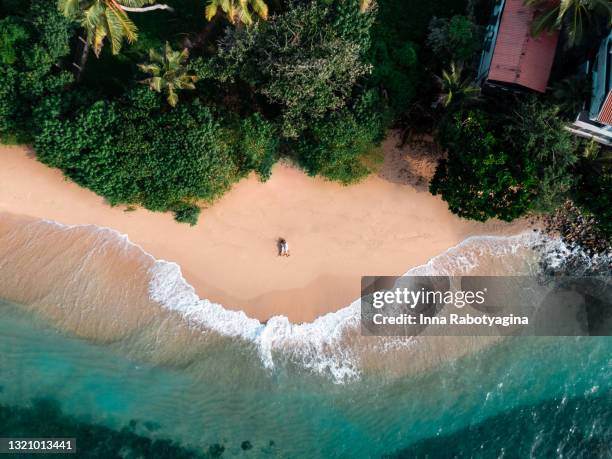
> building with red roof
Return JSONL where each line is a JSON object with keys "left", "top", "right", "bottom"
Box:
{"left": 597, "top": 91, "right": 612, "bottom": 126}
{"left": 477, "top": 0, "right": 559, "bottom": 93}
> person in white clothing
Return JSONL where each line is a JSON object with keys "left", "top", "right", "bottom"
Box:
{"left": 278, "top": 238, "right": 290, "bottom": 257}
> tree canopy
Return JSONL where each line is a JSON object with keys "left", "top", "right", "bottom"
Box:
{"left": 0, "top": 0, "right": 606, "bottom": 234}
{"left": 431, "top": 99, "right": 579, "bottom": 222}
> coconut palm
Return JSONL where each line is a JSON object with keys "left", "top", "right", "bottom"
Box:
{"left": 525, "top": 0, "right": 612, "bottom": 47}
{"left": 204, "top": 0, "right": 268, "bottom": 26}
{"left": 139, "top": 42, "right": 198, "bottom": 107}
{"left": 435, "top": 61, "right": 480, "bottom": 108}
{"left": 59, "top": 0, "right": 174, "bottom": 57}
{"left": 359, "top": 0, "right": 373, "bottom": 13}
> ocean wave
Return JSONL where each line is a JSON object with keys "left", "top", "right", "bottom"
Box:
{"left": 149, "top": 260, "right": 362, "bottom": 382}
{"left": 1, "top": 214, "right": 561, "bottom": 384}
{"left": 148, "top": 231, "right": 546, "bottom": 383}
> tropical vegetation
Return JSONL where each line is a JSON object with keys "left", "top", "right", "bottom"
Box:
{"left": 526, "top": 0, "right": 612, "bottom": 46}
{"left": 139, "top": 42, "right": 197, "bottom": 107}
{"left": 0, "top": 0, "right": 610, "bottom": 237}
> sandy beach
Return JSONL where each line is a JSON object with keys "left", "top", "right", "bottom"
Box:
{"left": 0, "top": 135, "right": 528, "bottom": 323}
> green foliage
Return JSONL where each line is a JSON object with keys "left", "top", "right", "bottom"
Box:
{"left": 234, "top": 113, "right": 278, "bottom": 181}
{"left": 0, "top": 67, "right": 19, "bottom": 136}
{"left": 435, "top": 61, "right": 480, "bottom": 108}
{"left": 58, "top": 0, "right": 167, "bottom": 56}
{"left": 573, "top": 144, "right": 612, "bottom": 239}
{"left": 427, "top": 15, "right": 481, "bottom": 64}
{"left": 368, "top": 37, "right": 420, "bottom": 116}
{"left": 526, "top": 0, "right": 612, "bottom": 47}
{"left": 204, "top": 0, "right": 269, "bottom": 25}
{"left": 576, "top": 169, "right": 612, "bottom": 239}
{"left": 139, "top": 42, "right": 198, "bottom": 107}
{"left": 431, "top": 100, "right": 580, "bottom": 222}
{"left": 0, "top": 0, "right": 74, "bottom": 140}
{"left": 203, "top": 1, "right": 375, "bottom": 138}
{"left": 431, "top": 109, "right": 537, "bottom": 221}
{"left": 172, "top": 202, "right": 202, "bottom": 226}
{"left": 0, "top": 17, "right": 27, "bottom": 65}
{"left": 297, "top": 94, "right": 385, "bottom": 184}
{"left": 34, "top": 88, "right": 239, "bottom": 223}
{"left": 552, "top": 75, "right": 591, "bottom": 120}
{"left": 502, "top": 99, "right": 578, "bottom": 212}
{"left": 368, "top": 0, "right": 468, "bottom": 116}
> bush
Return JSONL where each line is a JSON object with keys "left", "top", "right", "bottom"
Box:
{"left": 0, "top": 0, "right": 74, "bottom": 140}
{"left": 427, "top": 15, "right": 481, "bottom": 64}
{"left": 368, "top": 38, "right": 420, "bottom": 116}
{"left": 172, "top": 203, "right": 201, "bottom": 226}
{"left": 235, "top": 113, "right": 278, "bottom": 181}
{"left": 35, "top": 88, "right": 239, "bottom": 224}
{"left": 502, "top": 99, "right": 578, "bottom": 212}
{"left": 430, "top": 109, "right": 537, "bottom": 221}
{"left": 574, "top": 157, "right": 612, "bottom": 240}
{"left": 0, "top": 17, "right": 27, "bottom": 65}
{"left": 431, "top": 100, "right": 579, "bottom": 222}
{"left": 297, "top": 99, "right": 384, "bottom": 184}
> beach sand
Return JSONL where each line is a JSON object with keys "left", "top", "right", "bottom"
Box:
{"left": 0, "top": 134, "right": 528, "bottom": 323}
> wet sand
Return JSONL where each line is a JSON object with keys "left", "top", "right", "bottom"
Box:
{"left": 0, "top": 135, "right": 528, "bottom": 322}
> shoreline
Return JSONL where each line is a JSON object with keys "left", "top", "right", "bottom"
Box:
{"left": 0, "top": 136, "right": 530, "bottom": 323}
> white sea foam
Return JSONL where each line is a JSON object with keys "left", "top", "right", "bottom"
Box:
{"left": 4, "top": 216, "right": 556, "bottom": 384}
{"left": 148, "top": 231, "right": 547, "bottom": 383}
{"left": 149, "top": 259, "right": 362, "bottom": 382}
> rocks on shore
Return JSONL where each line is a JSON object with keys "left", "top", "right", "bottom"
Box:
{"left": 534, "top": 201, "right": 611, "bottom": 276}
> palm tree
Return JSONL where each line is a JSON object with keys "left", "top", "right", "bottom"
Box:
{"left": 435, "top": 61, "right": 480, "bottom": 108}
{"left": 359, "top": 0, "right": 373, "bottom": 13}
{"left": 59, "top": 0, "right": 174, "bottom": 58}
{"left": 138, "top": 42, "right": 198, "bottom": 107}
{"left": 525, "top": 0, "right": 612, "bottom": 47}
{"left": 204, "top": 0, "right": 268, "bottom": 26}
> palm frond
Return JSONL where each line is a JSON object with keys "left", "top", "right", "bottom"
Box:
{"left": 58, "top": 0, "right": 81, "bottom": 18}
{"left": 205, "top": 1, "right": 218, "bottom": 20}
{"left": 251, "top": 0, "right": 268, "bottom": 19}
{"left": 139, "top": 42, "right": 198, "bottom": 107}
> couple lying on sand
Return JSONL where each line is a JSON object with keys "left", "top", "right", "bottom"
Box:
{"left": 278, "top": 238, "right": 290, "bottom": 257}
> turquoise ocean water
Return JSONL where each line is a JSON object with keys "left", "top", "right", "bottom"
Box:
{"left": 0, "top": 302, "right": 610, "bottom": 458}
{"left": 0, "top": 219, "right": 610, "bottom": 458}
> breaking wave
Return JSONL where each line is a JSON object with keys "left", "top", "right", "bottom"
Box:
{"left": 148, "top": 231, "right": 549, "bottom": 383}
{"left": 4, "top": 214, "right": 597, "bottom": 384}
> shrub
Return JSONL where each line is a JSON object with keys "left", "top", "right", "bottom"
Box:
{"left": 0, "top": 17, "right": 27, "bottom": 65}
{"left": 430, "top": 109, "right": 537, "bottom": 221}
{"left": 297, "top": 101, "right": 384, "bottom": 184}
{"left": 502, "top": 99, "right": 578, "bottom": 212}
{"left": 427, "top": 15, "right": 482, "bottom": 64}
{"left": 368, "top": 38, "right": 420, "bottom": 116}
{"left": 235, "top": 113, "right": 278, "bottom": 181}
{"left": 0, "top": 0, "right": 74, "bottom": 140}
{"left": 35, "top": 89, "right": 239, "bottom": 224}
{"left": 574, "top": 158, "right": 612, "bottom": 239}
{"left": 172, "top": 203, "right": 201, "bottom": 226}
{"left": 431, "top": 100, "right": 579, "bottom": 222}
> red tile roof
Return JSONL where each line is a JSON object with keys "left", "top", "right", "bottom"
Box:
{"left": 597, "top": 91, "right": 612, "bottom": 125}
{"left": 487, "top": 0, "right": 559, "bottom": 92}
